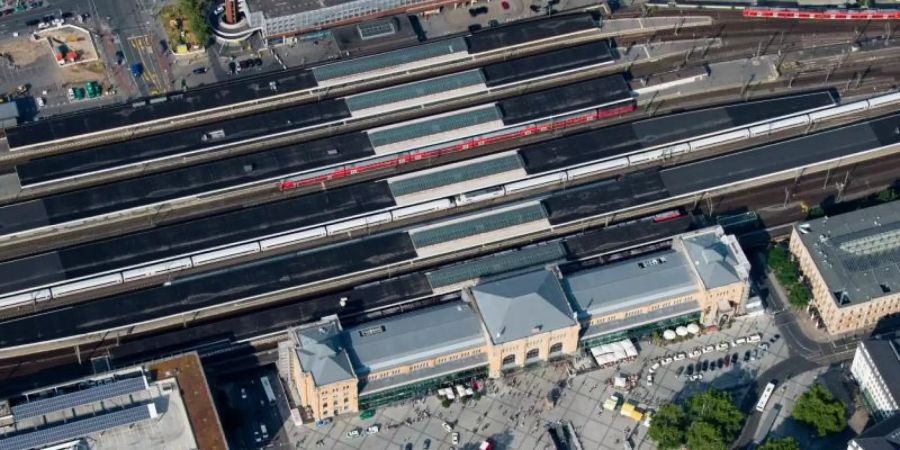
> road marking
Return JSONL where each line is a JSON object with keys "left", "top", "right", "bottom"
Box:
{"left": 128, "top": 34, "right": 163, "bottom": 94}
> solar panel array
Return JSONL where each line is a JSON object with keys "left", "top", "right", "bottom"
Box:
{"left": 11, "top": 376, "right": 147, "bottom": 420}
{"left": 358, "top": 21, "right": 396, "bottom": 40}
{"left": 0, "top": 405, "right": 152, "bottom": 450}
{"left": 390, "top": 153, "right": 522, "bottom": 197}
{"left": 368, "top": 106, "right": 502, "bottom": 147}
{"left": 412, "top": 204, "right": 546, "bottom": 248}
{"left": 346, "top": 70, "right": 485, "bottom": 112}
{"left": 427, "top": 242, "right": 567, "bottom": 287}
{"left": 312, "top": 37, "right": 468, "bottom": 81}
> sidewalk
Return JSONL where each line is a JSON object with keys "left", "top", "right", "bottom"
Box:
{"left": 765, "top": 269, "right": 834, "bottom": 343}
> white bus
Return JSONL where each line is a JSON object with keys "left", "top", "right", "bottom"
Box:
{"left": 755, "top": 382, "right": 776, "bottom": 412}
{"left": 261, "top": 376, "right": 276, "bottom": 404}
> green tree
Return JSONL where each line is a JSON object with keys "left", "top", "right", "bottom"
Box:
{"left": 686, "top": 421, "right": 727, "bottom": 450}
{"left": 176, "top": 0, "right": 210, "bottom": 45}
{"left": 807, "top": 205, "right": 825, "bottom": 219}
{"left": 787, "top": 284, "right": 811, "bottom": 308}
{"left": 757, "top": 437, "right": 800, "bottom": 450}
{"left": 686, "top": 390, "right": 745, "bottom": 441}
{"left": 792, "top": 384, "right": 846, "bottom": 437}
{"left": 876, "top": 187, "right": 897, "bottom": 203}
{"left": 648, "top": 404, "right": 686, "bottom": 450}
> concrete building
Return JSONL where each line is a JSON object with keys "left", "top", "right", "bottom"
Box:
{"left": 790, "top": 201, "right": 900, "bottom": 335}
{"left": 281, "top": 226, "right": 751, "bottom": 421}
{"left": 240, "top": 0, "right": 473, "bottom": 43}
{"left": 851, "top": 337, "right": 900, "bottom": 420}
{"left": 0, "top": 353, "right": 227, "bottom": 450}
{"left": 848, "top": 412, "right": 900, "bottom": 450}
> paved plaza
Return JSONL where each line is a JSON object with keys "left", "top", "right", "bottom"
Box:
{"left": 283, "top": 313, "right": 789, "bottom": 450}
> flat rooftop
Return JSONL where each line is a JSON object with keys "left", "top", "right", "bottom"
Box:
{"left": 0, "top": 356, "right": 217, "bottom": 450}
{"left": 795, "top": 201, "right": 900, "bottom": 306}
{"left": 247, "top": 0, "right": 357, "bottom": 16}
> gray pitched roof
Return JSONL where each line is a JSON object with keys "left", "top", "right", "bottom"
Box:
{"left": 295, "top": 320, "right": 356, "bottom": 386}
{"left": 344, "top": 302, "right": 485, "bottom": 376}
{"left": 564, "top": 249, "right": 697, "bottom": 319}
{"left": 681, "top": 231, "right": 743, "bottom": 288}
{"left": 471, "top": 269, "right": 577, "bottom": 344}
{"left": 852, "top": 413, "right": 900, "bottom": 450}
{"left": 795, "top": 201, "right": 900, "bottom": 306}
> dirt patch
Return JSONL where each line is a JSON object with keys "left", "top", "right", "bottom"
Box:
{"left": 37, "top": 26, "right": 99, "bottom": 63}
{"left": 61, "top": 60, "right": 107, "bottom": 85}
{"left": 0, "top": 37, "right": 47, "bottom": 67}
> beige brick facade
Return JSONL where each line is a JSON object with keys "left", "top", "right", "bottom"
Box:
{"left": 790, "top": 228, "right": 900, "bottom": 334}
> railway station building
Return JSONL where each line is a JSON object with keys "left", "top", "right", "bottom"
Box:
{"left": 281, "top": 226, "right": 751, "bottom": 421}
{"left": 789, "top": 201, "right": 900, "bottom": 335}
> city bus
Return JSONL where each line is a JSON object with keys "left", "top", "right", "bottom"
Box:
{"left": 755, "top": 382, "right": 776, "bottom": 412}
{"left": 261, "top": 376, "right": 276, "bottom": 404}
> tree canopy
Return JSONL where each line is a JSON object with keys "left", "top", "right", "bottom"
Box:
{"left": 647, "top": 404, "right": 686, "bottom": 450}
{"left": 792, "top": 384, "right": 846, "bottom": 437}
{"left": 686, "top": 421, "right": 727, "bottom": 450}
{"left": 757, "top": 437, "right": 801, "bottom": 450}
{"left": 686, "top": 390, "right": 745, "bottom": 441}
{"left": 648, "top": 389, "right": 745, "bottom": 450}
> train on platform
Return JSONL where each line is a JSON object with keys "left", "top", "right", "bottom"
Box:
{"left": 1, "top": 90, "right": 899, "bottom": 309}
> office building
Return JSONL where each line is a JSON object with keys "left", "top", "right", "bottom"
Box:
{"left": 790, "top": 201, "right": 900, "bottom": 335}
{"left": 851, "top": 337, "right": 900, "bottom": 420}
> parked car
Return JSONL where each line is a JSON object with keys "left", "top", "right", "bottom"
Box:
{"left": 423, "top": 438, "right": 431, "bottom": 449}
{"left": 701, "top": 360, "right": 709, "bottom": 371}
{"left": 192, "top": 67, "right": 207, "bottom": 74}
{"left": 442, "top": 422, "right": 454, "bottom": 433}
{"left": 675, "top": 366, "right": 684, "bottom": 376}
{"left": 314, "top": 418, "right": 332, "bottom": 428}
{"left": 346, "top": 428, "right": 361, "bottom": 439}
{"left": 488, "top": 19, "right": 500, "bottom": 27}
{"left": 469, "top": 6, "right": 488, "bottom": 16}
{"left": 744, "top": 350, "right": 752, "bottom": 361}
{"left": 451, "top": 432, "right": 460, "bottom": 445}
{"left": 468, "top": 24, "right": 482, "bottom": 32}
{"left": 731, "top": 353, "right": 739, "bottom": 364}
{"left": 366, "top": 425, "right": 380, "bottom": 435}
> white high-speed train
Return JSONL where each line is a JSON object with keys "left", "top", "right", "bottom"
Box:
{"left": 3, "top": 91, "right": 898, "bottom": 309}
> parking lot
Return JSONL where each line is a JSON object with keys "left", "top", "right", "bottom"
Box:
{"left": 212, "top": 365, "right": 294, "bottom": 450}
{"left": 286, "top": 313, "right": 789, "bottom": 450}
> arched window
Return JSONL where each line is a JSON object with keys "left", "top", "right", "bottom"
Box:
{"left": 549, "top": 342, "right": 563, "bottom": 354}
{"left": 502, "top": 354, "right": 516, "bottom": 365}
{"left": 526, "top": 348, "right": 540, "bottom": 360}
